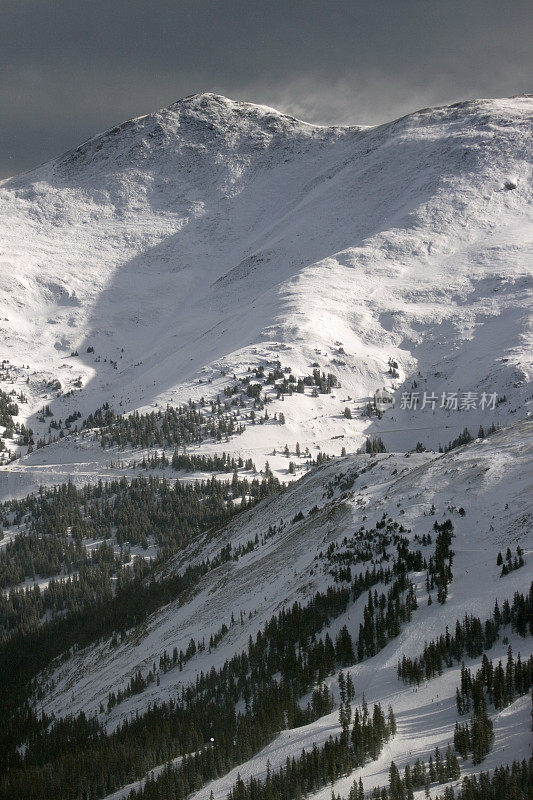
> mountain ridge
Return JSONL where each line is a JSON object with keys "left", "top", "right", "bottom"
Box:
{"left": 0, "top": 92, "right": 531, "bottom": 491}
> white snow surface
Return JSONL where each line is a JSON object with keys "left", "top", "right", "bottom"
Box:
{"left": 0, "top": 92, "right": 532, "bottom": 495}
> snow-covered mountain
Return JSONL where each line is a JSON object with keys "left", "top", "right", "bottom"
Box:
{"left": 0, "top": 94, "right": 532, "bottom": 800}
{"left": 0, "top": 93, "right": 532, "bottom": 494}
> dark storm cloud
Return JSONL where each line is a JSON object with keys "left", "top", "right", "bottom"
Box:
{"left": 1, "top": 0, "right": 531, "bottom": 178}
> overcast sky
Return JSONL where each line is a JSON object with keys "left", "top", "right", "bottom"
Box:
{"left": 2, "top": 0, "right": 532, "bottom": 178}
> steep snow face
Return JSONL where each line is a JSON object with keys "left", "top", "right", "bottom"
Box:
{"left": 0, "top": 93, "right": 532, "bottom": 474}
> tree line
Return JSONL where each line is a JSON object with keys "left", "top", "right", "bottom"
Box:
{"left": 453, "top": 647, "right": 533, "bottom": 763}
{"left": 433, "top": 755, "right": 533, "bottom": 799}
{"left": 0, "top": 471, "right": 281, "bottom": 640}
{"left": 397, "top": 585, "right": 532, "bottom": 685}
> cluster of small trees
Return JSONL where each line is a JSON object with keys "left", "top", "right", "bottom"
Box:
{"left": 453, "top": 647, "right": 532, "bottom": 764}
{"left": 356, "top": 746, "right": 461, "bottom": 800}
{"left": 357, "top": 436, "right": 387, "bottom": 454}
{"left": 497, "top": 545, "right": 525, "bottom": 576}
{"left": 441, "top": 428, "right": 474, "bottom": 452}
{"left": 0, "top": 388, "right": 18, "bottom": 430}
{"left": 106, "top": 668, "right": 155, "bottom": 710}
{"left": 453, "top": 703, "right": 493, "bottom": 764}
{"left": 0, "top": 529, "right": 116, "bottom": 589}
{"left": 433, "top": 756, "right": 533, "bottom": 799}
{"left": 0, "top": 386, "right": 26, "bottom": 457}
{"left": 355, "top": 577, "right": 418, "bottom": 661}
{"left": 225, "top": 702, "right": 395, "bottom": 800}
{"left": 455, "top": 648, "right": 533, "bottom": 716}
{"left": 426, "top": 519, "right": 454, "bottom": 604}
{"left": 136, "top": 450, "right": 257, "bottom": 473}
{"left": 85, "top": 401, "right": 246, "bottom": 450}
{"left": 388, "top": 357, "right": 400, "bottom": 379}
{"left": 230, "top": 362, "right": 340, "bottom": 401}
{"left": 397, "top": 586, "right": 532, "bottom": 685}
{"left": 440, "top": 423, "right": 500, "bottom": 454}
{"left": 171, "top": 451, "right": 255, "bottom": 473}
{"left": 325, "top": 516, "right": 417, "bottom": 576}
{"left": 108, "top": 634, "right": 220, "bottom": 711}
{"left": 266, "top": 367, "right": 338, "bottom": 397}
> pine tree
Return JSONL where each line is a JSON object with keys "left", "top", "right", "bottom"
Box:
{"left": 387, "top": 705, "right": 397, "bottom": 737}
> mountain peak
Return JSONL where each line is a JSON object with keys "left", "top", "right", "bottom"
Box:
{"left": 11, "top": 92, "right": 325, "bottom": 185}
{"left": 166, "top": 92, "right": 311, "bottom": 123}
{"left": 6, "top": 93, "right": 531, "bottom": 188}
{"left": 0, "top": 90, "right": 530, "bottom": 467}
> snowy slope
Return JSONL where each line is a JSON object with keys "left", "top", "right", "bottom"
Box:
{"left": 35, "top": 418, "right": 532, "bottom": 799}
{"left": 0, "top": 93, "right": 532, "bottom": 494}
{"left": 38, "top": 419, "right": 533, "bottom": 719}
